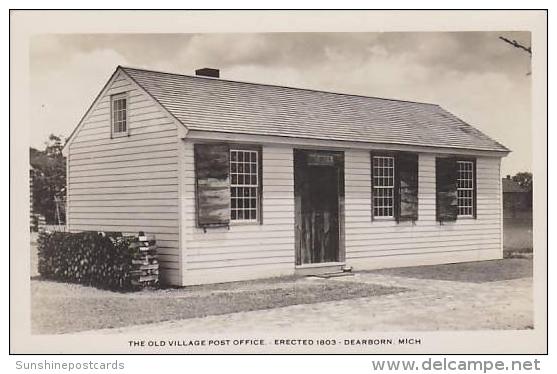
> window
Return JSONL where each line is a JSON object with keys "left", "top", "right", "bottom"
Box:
{"left": 457, "top": 160, "right": 474, "bottom": 216}
{"left": 372, "top": 155, "right": 395, "bottom": 218}
{"left": 194, "top": 144, "right": 262, "bottom": 228}
{"left": 370, "top": 152, "right": 419, "bottom": 222}
{"left": 230, "top": 149, "right": 259, "bottom": 222}
{"left": 111, "top": 93, "right": 128, "bottom": 136}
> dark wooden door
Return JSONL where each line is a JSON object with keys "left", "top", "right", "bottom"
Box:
{"left": 296, "top": 163, "right": 340, "bottom": 265}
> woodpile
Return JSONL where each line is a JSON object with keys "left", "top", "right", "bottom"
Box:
{"left": 34, "top": 214, "right": 46, "bottom": 232}
{"left": 129, "top": 233, "right": 159, "bottom": 288}
{"left": 38, "top": 230, "right": 159, "bottom": 291}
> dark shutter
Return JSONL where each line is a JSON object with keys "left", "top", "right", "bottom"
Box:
{"left": 436, "top": 157, "right": 458, "bottom": 222}
{"left": 396, "top": 152, "right": 419, "bottom": 222}
{"left": 194, "top": 143, "right": 230, "bottom": 227}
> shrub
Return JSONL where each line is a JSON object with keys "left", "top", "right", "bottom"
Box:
{"left": 37, "top": 231, "right": 147, "bottom": 290}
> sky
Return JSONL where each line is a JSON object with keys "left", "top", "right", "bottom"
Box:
{"left": 30, "top": 32, "right": 532, "bottom": 175}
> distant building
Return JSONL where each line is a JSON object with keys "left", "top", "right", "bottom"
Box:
{"left": 502, "top": 175, "right": 532, "bottom": 219}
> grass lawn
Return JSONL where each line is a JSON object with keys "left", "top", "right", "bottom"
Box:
{"left": 31, "top": 277, "right": 406, "bottom": 334}
{"left": 368, "top": 258, "right": 532, "bottom": 283}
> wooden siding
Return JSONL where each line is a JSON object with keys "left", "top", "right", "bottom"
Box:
{"left": 67, "top": 71, "right": 181, "bottom": 285}
{"left": 344, "top": 151, "right": 502, "bottom": 268}
{"left": 181, "top": 143, "right": 502, "bottom": 285}
{"left": 181, "top": 141, "right": 295, "bottom": 285}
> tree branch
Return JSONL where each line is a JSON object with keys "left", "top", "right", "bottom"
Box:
{"left": 499, "top": 36, "right": 532, "bottom": 55}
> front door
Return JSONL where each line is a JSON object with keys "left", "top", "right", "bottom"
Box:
{"left": 294, "top": 150, "right": 344, "bottom": 265}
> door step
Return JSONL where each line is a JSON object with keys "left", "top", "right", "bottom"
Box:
{"left": 295, "top": 263, "right": 352, "bottom": 277}
{"left": 311, "top": 271, "right": 354, "bottom": 279}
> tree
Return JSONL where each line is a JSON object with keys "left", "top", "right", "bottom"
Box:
{"left": 30, "top": 134, "right": 67, "bottom": 224}
{"left": 512, "top": 172, "right": 533, "bottom": 191}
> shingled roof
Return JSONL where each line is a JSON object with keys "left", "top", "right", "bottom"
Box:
{"left": 121, "top": 66, "right": 509, "bottom": 153}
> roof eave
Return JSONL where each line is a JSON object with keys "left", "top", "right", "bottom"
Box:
{"left": 62, "top": 67, "right": 122, "bottom": 156}
{"left": 184, "top": 129, "right": 511, "bottom": 157}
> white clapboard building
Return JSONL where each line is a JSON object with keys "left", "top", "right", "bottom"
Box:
{"left": 62, "top": 66, "right": 509, "bottom": 286}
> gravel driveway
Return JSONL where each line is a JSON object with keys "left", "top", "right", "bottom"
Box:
{"left": 31, "top": 230, "right": 533, "bottom": 335}
{"left": 77, "top": 259, "right": 533, "bottom": 335}
{"left": 31, "top": 277, "right": 406, "bottom": 334}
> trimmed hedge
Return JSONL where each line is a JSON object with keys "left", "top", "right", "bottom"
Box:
{"left": 37, "top": 231, "right": 142, "bottom": 290}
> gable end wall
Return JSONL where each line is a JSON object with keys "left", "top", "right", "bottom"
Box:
{"left": 66, "top": 71, "right": 182, "bottom": 285}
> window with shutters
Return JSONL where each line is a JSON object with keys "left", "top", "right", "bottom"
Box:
{"left": 230, "top": 149, "right": 259, "bottom": 222}
{"left": 371, "top": 152, "right": 419, "bottom": 222}
{"left": 372, "top": 155, "right": 395, "bottom": 218}
{"left": 457, "top": 160, "right": 475, "bottom": 216}
{"left": 111, "top": 93, "right": 128, "bottom": 136}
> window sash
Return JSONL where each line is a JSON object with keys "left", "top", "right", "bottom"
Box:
{"left": 230, "top": 149, "right": 259, "bottom": 222}
{"left": 372, "top": 155, "right": 395, "bottom": 218}
{"left": 111, "top": 95, "right": 127, "bottom": 135}
{"left": 456, "top": 160, "right": 474, "bottom": 216}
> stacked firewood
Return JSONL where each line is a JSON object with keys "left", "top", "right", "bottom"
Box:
{"left": 129, "top": 233, "right": 159, "bottom": 288}
{"left": 38, "top": 230, "right": 159, "bottom": 290}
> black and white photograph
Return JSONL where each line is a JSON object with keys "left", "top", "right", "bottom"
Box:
{"left": 10, "top": 10, "right": 547, "bottom": 355}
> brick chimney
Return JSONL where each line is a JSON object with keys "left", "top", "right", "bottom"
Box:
{"left": 195, "top": 68, "right": 220, "bottom": 78}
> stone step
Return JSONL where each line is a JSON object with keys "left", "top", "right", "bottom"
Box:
{"left": 295, "top": 263, "right": 347, "bottom": 276}
{"left": 311, "top": 272, "right": 355, "bottom": 279}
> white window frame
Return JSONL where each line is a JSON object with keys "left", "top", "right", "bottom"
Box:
{"left": 230, "top": 149, "right": 260, "bottom": 223}
{"left": 457, "top": 160, "right": 475, "bottom": 217}
{"left": 372, "top": 155, "right": 395, "bottom": 219}
{"left": 111, "top": 93, "right": 129, "bottom": 137}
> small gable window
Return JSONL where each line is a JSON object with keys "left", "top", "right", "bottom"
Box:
{"left": 111, "top": 93, "right": 128, "bottom": 136}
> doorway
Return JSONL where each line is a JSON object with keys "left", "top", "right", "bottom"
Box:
{"left": 294, "top": 149, "right": 345, "bottom": 266}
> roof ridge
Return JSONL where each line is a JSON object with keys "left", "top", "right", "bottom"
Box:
{"left": 118, "top": 65, "right": 441, "bottom": 107}
{"left": 115, "top": 65, "right": 509, "bottom": 153}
